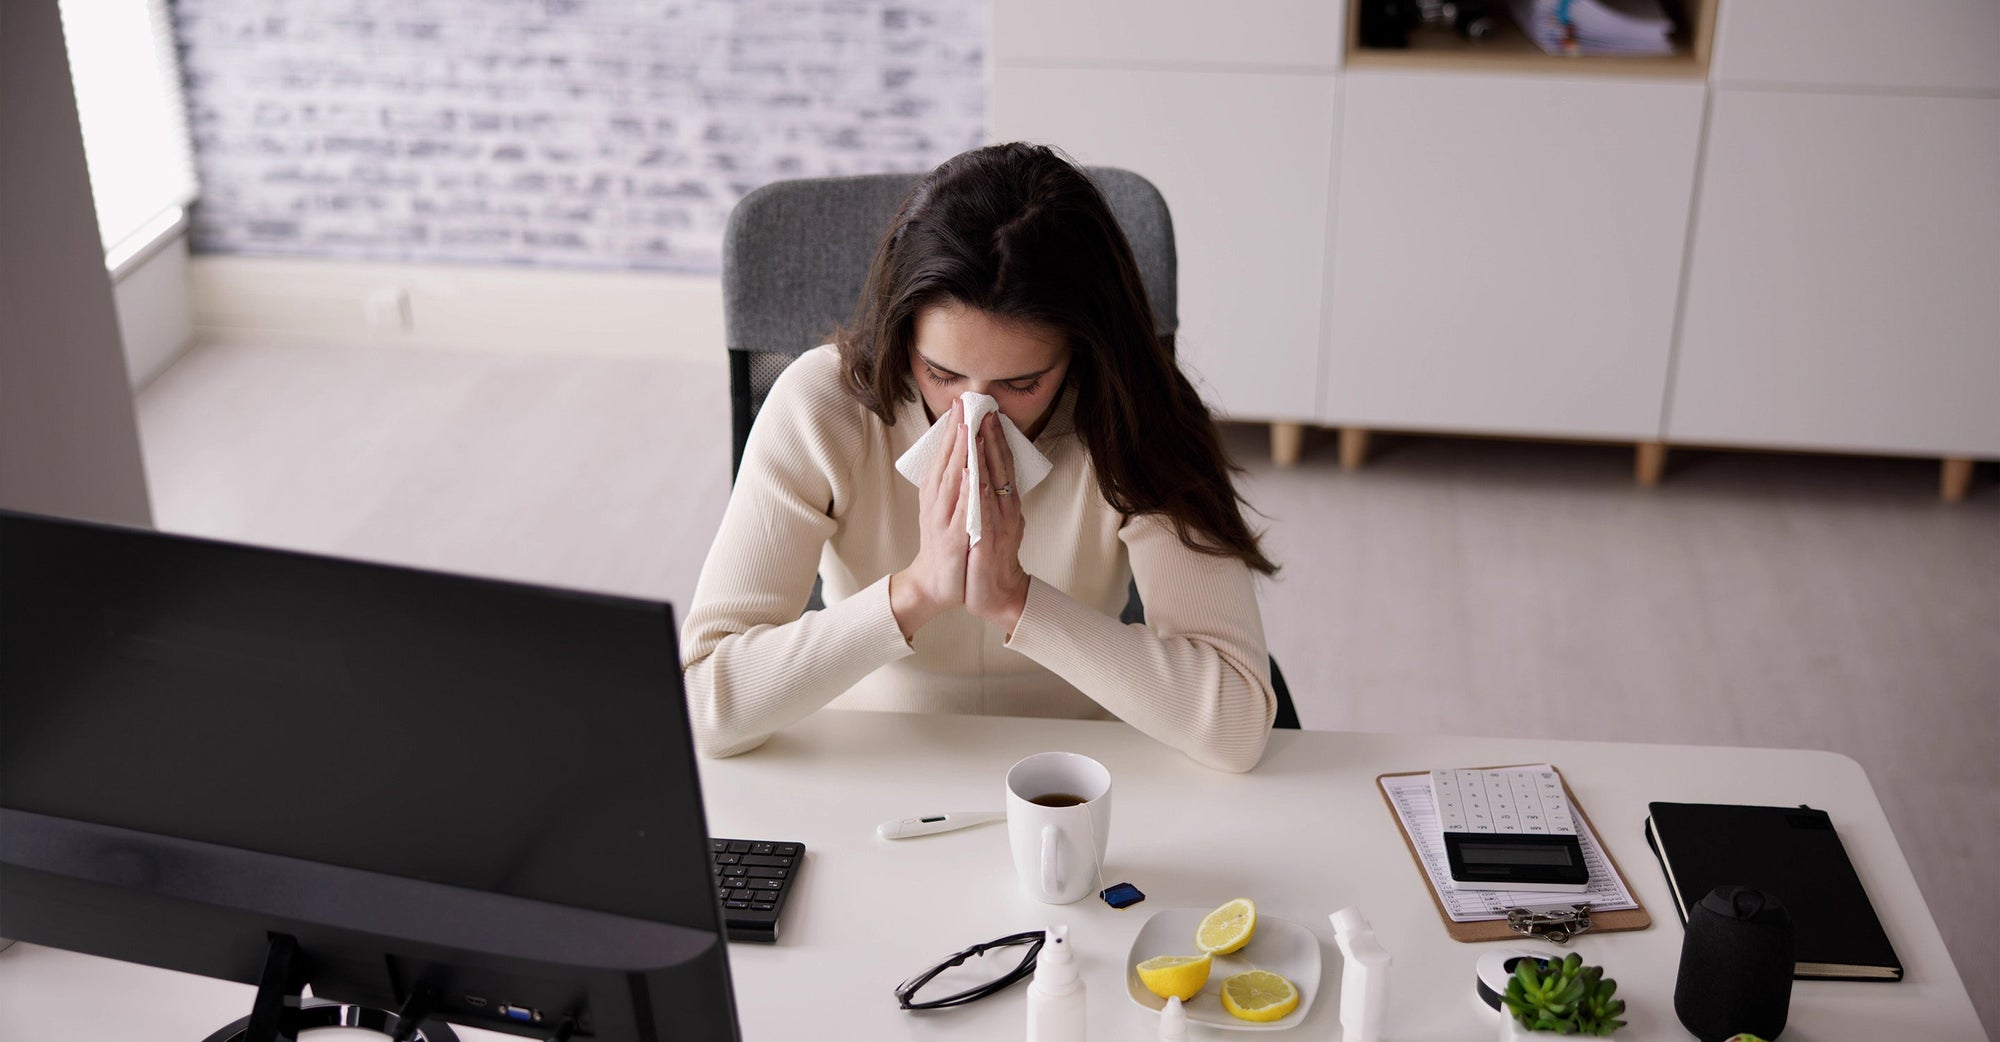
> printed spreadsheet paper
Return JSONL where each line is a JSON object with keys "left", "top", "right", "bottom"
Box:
{"left": 1380, "top": 765, "right": 1639, "bottom": 922}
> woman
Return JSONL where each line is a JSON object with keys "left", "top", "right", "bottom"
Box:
{"left": 682, "top": 143, "right": 1279, "bottom": 772}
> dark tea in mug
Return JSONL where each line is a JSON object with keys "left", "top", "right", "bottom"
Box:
{"left": 1029, "top": 793, "right": 1089, "bottom": 808}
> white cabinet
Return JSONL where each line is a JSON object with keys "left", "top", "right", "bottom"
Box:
{"left": 1669, "top": 91, "right": 2000, "bottom": 458}
{"left": 991, "top": 67, "right": 1339, "bottom": 421}
{"left": 992, "top": 0, "right": 1342, "bottom": 68}
{"left": 1322, "top": 72, "right": 1705, "bottom": 440}
{"left": 1712, "top": 0, "right": 2000, "bottom": 92}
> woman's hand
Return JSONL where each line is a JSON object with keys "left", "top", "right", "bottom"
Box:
{"left": 966, "top": 412, "right": 1031, "bottom": 635}
{"left": 890, "top": 399, "right": 970, "bottom": 641}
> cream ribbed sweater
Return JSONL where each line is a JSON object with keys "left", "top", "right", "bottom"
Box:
{"left": 680, "top": 346, "right": 1274, "bottom": 772}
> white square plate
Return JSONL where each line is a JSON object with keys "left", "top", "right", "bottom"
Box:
{"left": 1124, "top": 907, "right": 1322, "bottom": 1031}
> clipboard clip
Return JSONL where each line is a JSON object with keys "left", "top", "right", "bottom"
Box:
{"left": 1505, "top": 904, "right": 1595, "bottom": 945}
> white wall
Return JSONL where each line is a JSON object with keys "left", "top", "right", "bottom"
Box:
{"left": 0, "top": 0, "right": 153, "bottom": 526}
{"left": 113, "top": 231, "right": 197, "bottom": 391}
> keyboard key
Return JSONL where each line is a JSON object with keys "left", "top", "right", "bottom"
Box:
{"left": 714, "top": 853, "right": 741, "bottom": 865}
{"left": 741, "top": 854, "right": 792, "bottom": 867}
{"left": 725, "top": 841, "right": 752, "bottom": 854}
{"left": 745, "top": 879, "right": 782, "bottom": 891}
{"left": 774, "top": 844, "right": 800, "bottom": 856}
{"left": 725, "top": 900, "right": 750, "bottom": 909}
{"left": 751, "top": 902, "right": 775, "bottom": 912}
{"left": 729, "top": 888, "right": 757, "bottom": 902}
{"left": 722, "top": 865, "right": 748, "bottom": 877}
{"left": 751, "top": 843, "right": 775, "bottom": 855}
{"left": 710, "top": 840, "right": 728, "bottom": 853}
{"left": 746, "top": 866, "right": 788, "bottom": 879}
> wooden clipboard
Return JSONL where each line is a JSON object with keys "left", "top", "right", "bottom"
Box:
{"left": 1377, "top": 765, "right": 1652, "bottom": 943}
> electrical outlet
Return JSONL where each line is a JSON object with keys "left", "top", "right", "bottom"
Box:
{"left": 363, "top": 286, "right": 413, "bottom": 331}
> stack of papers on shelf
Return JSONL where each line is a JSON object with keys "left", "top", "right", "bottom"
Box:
{"left": 1510, "top": 0, "right": 1675, "bottom": 55}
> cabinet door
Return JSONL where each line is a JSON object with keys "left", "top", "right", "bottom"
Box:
{"left": 1712, "top": 0, "right": 2000, "bottom": 92}
{"left": 993, "top": 0, "right": 1342, "bottom": 68}
{"left": 1670, "top": 92, "right": 2000, "bottom": 458}
{"left": 1323, "top": 72, "right": 1704, "bottom": 439}
{"left": 992, "top": 67, "right": 1339, "bottom": 421}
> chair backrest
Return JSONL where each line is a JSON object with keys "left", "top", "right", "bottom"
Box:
{"left": 721, "top": 167, "right": 1177, "bottom": 477}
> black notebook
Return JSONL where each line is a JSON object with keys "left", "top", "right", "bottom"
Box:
{"left": 1645, "top": 802, "right": 1902, "bottom": 981}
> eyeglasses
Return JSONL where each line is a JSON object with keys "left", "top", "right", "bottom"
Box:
{"left": 895, "top": 930, "right": 1047, "bottom": 1011}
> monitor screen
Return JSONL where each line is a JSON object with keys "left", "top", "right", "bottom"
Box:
{"left": 0, "top": 510, "right": 737, "bottom": 1040}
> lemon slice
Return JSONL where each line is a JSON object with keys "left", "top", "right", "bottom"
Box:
{"left": 1134, "top": 953, "right": 1212, "bottom": 1001}
{"left": 1195, "top": 897, "right": 1257, "bottom": 955}
{"left": 1220, "top": 969, "right": 1299, "bottom": 1023}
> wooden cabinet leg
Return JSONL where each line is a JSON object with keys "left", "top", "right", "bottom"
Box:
{"left": 1338, "top": 428, "right": 1370, "bottom": 471}
{"left": 1941, "top": 457, "right": 1973, "bottom": 503}
{"left": 1635, "top": 442, "right": 1667, "bottom": 487}
{"left": 1271, "top": 423, "right": 1304, "bottom": 469}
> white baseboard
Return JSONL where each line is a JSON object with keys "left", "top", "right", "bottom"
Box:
{"left": 188, "top": 254, "right": 725, "bottom": 365}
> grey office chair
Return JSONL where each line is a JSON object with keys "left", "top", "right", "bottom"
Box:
{"left": 720, "top": 168, "right": 1300, "bottom": 730}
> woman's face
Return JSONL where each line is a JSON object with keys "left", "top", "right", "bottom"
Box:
{"left": 909, "top": 302, "right": 1071, "bottom": 440}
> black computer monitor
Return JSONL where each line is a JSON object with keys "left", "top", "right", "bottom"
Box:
{"left": 0, "top": 510, "right": 739, "bottom": 1041}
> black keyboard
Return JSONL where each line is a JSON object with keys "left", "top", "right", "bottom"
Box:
{"left": 709, "top": 837, "right": 804, "bottom": 943}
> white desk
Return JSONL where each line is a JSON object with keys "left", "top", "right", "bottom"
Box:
{"left": 0, "top": 710, "right": 1985, "bottom": 1040}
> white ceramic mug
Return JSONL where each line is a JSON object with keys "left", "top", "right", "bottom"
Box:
{"left": 1005, "top": 751, "right": 1112, "bottom": 904}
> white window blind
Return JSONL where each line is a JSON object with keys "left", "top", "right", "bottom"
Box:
{"left": 58, "top": 0, "right": 200, "bottom": 270}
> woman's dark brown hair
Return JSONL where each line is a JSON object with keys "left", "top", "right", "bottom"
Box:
{"left": 836, "top": 142, "right": 1276, "bottom": 576}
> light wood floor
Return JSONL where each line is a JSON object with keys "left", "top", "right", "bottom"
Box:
{"left": 139, "top": 340, "right": 1999, "bottom": 1035}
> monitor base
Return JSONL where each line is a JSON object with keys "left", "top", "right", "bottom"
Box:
{"left": 200, "top": 998, "right": 460, "bottom": 1042}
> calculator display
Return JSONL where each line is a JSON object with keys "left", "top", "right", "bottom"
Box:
{"left": 1443, "top": 831, "right": 1591, "bottom": 890}
{"left": 1471, "top": 843, "right": 1577, "bottom": 866}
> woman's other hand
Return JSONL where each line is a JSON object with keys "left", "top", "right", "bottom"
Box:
{"left": 966, "top": 412, "right": 1030, "bottom": 636}
{"left": 891, "top": 399, "right": 970, "bottom": 641}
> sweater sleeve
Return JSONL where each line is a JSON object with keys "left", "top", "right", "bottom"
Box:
{"left": 1003, "top": 512, "right": 1275, "bottom": 772}
{"left": 680, "top": 352, "right": 915, "bottom": 757}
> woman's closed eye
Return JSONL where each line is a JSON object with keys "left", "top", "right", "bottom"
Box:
{"left": 925, "top": 366, "right": 1039, "bottom": 395}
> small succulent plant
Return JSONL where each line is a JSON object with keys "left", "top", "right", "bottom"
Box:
{"left": 1502, "top": 952, "right": 1627, "bottom": 1036}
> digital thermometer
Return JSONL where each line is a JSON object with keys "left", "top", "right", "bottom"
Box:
{"left": 875, "top": 811, "right": 1005, "bottom": 840}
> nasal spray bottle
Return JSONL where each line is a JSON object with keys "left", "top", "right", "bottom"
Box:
{"left": 1331, "top": 907, "right": 1392, "bottom": 1042}
{"left": 1157, "top": 996, "right": 1188, "bottom": 1041}
{"left": 1026, "top": 924, "right": 1085, "bottom": 1042}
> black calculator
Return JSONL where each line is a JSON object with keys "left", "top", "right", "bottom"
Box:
{"left": 709, "top": 838, "right": 805, "bottom": 942}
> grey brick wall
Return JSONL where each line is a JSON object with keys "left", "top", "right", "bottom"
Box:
{"left": 172, "top": 0, "right": 985, "bottom": 273}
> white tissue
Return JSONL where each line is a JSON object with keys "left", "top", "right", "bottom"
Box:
{"left": 893, "top": 391, "right": 1053, "bottom": 545}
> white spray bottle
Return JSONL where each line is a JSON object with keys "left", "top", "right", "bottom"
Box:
{"left": 1331, "top": 907, "right": 1391, "bottom": 1042}
{"left": 1025, "top": 924, "right": 1085, "bottom": 1042}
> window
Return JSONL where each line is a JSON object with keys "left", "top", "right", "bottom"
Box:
{"left": 58, "top": 0, "right": 200, "bottom": 273}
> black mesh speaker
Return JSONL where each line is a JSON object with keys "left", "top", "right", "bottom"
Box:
{"left": 1675, "top": 886, "right": 1795, "bottom": 1041}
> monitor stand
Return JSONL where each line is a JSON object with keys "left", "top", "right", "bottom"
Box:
{"left": 200, "top": 935, "right": 459, "bottom": 1042}
{"left": 201, "top": 999, "right": 460, "bottom": 1042}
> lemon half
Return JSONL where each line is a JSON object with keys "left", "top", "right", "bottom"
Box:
{"left": 1135, "top": 953, "right": 1212, "bottom": 1001}
{"left": 1220, "top": 969, "right": 1299, "bottom": 1023}
{"left": 1195, "top": 897, "right": 1257, "bottom": 955}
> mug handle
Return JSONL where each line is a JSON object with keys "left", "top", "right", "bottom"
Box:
{"left": 1041, "top": 824, "right": 1060, "bottom": 899}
